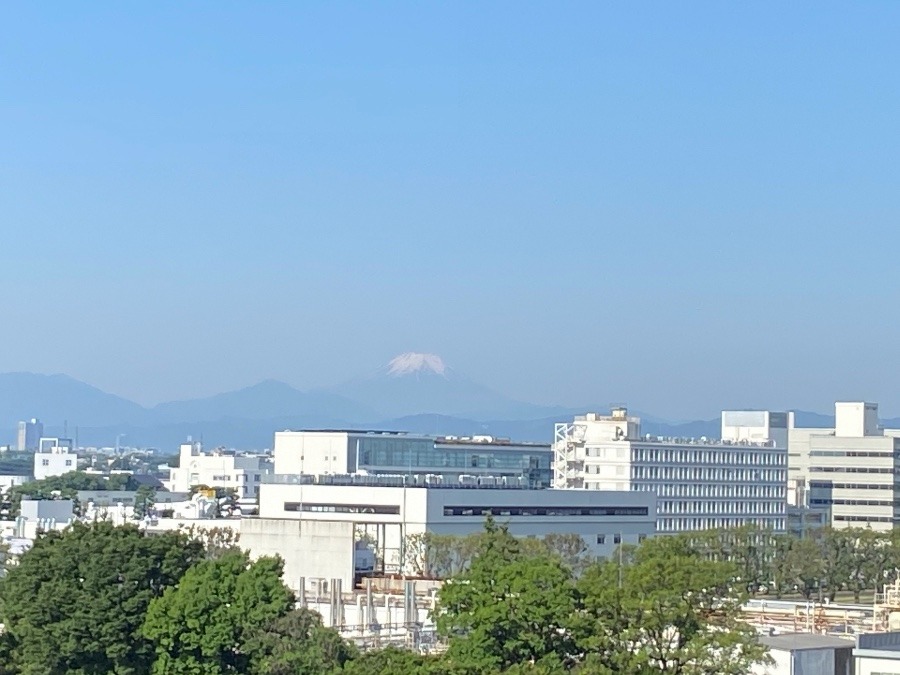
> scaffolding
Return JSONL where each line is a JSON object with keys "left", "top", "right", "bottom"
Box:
{"left": 553, "top": 421, "right": 586, "bottom": 489}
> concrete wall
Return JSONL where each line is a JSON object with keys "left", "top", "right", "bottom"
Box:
{"left": 20, "top": 499, "right": 74, "bottom": 522}
{"left": 274, "top": 432, "right": 350, "bottom": 475}
{"left": 241, "top": 517, "right": 356, "bottom": 590}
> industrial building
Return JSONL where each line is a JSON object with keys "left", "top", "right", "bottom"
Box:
{"left": 242, "top": 473, "right": 656, "bottom": 590}
{"left": 553, "top": 408, "right": 788, "bottom": 533}
{"left": 273, "top": 430, "right": 552, "bottom": 487}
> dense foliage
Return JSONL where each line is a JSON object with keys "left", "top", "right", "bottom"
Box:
{"left": 0, "top": 521, "right": 202, "bottom": 674}
{"left": 6, "top": 470, "right": 139, "bottom": 517}
{"left": 7, "top": 517, "right": 894, "bottom": 674}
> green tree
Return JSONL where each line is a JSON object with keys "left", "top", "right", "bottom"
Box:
{"left": 0, "top": 521, "right": 202, "bottom": 675}
{"left": 435, "top": 517, "right": 577, "bottom": 673}
{"left": 9, "top": 471, "right": 137, "bottom": 517}
{"left": 133, "top": 485, "right": 156, "bottom": 520}
{"left": 141, "top": 550, "right": 294, "bottom": 674}
{"left": 243, "top": 608, "right": 356, "bottom": 675}
{"left": 572, "top": 536, "right": 770, "bottom": 674}
{"left": 341, "top": 646, "right": 444, "bottom": 675}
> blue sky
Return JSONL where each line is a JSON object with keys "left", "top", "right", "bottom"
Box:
{"left": 2, "top": 3, "right": 899, "bottom": 418}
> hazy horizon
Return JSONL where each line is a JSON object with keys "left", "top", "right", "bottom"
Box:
{"left": 4, "top": 4, "right": 900, "bottom": 419}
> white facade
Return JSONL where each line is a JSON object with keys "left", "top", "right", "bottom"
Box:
{"left": 165, "top": 442, "right": 271, "bottom": 498}
{"left": 795, "top": 402, "right": 900, "bottom": 531}
{"left": 721, "top": 410, "right": 790, "bottom": 449}
{"left": 245, "top": 474, "right": 656, "bottom": 587}
{"left": 273, "top": 430, "right": 553, "bottom": 487}
{"left": 554, "top": 409, "right": 787, "bottom": 533}
{"left": 33, "top": 438, "right": 77, "bottom": 480}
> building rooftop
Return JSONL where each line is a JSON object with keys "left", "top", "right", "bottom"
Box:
{"left": 280, "top": 429, "right": 423, "bottom": 437}
{"left": 759, "top": 633, "right": 854, "bottom": 651}
{"left": 435, "top": 435, "right": 549, "bottom": 448}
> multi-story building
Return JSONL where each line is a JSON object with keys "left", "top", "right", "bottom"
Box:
{"left": 798, "top": 402, "right": 900, "bottom": 531}
{"left": 33, "top": 437, "right": 77, "bottom": 480}
{"left": 273, "top": 430, "right": 552, "bottom": 488}
{"left": 553, "top": 408, "right": 788, "bottom": 533}
{"left": 16, "top": 419, "right": 43, "bottom": 452}
{"left": 243, "top": 473, "right": 656, "bottom": 588}
{"left": 164, "top": 442, "right": 272, "bottom": 498}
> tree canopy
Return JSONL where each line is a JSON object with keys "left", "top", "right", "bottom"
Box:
{"left": 141, "top": 550, "right": 295, "bottom": 674}
{"left": 0, "top": 521, "right": 202, "bottom": 675}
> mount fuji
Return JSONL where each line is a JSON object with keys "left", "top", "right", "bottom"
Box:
{"left": 330, "top": 352, "right": 569, "bottom": 421}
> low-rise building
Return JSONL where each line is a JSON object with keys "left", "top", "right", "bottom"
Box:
{"left": 553, "top": 409, "right": 787, "bottom": 533}
{"left": 33, "top": 438, "right": 77, "bottom": 480}
{"left": 164, "top": 442, "right": 271, "bottom": 498}
{"left": 752, "top": 633, "right": 854, "bottom": 675}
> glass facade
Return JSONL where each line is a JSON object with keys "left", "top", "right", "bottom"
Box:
{"left": 354, "top": 437, "right": 552, "bottom": 488}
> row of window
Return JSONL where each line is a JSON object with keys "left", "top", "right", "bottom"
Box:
{"left": 357, "top": 439, "right": 551, "bottom": 474}
{"left": 657, "top": 516, "right": 786, "bottom": 532}
{"left": 809, "top": 481, "right": 893, "bottom": 491}
{"left": 810, "top": 498, "right": 899, "bottom": 507}
{"left": 834, "top": 515, "right": 895, "bottom": 523}
{"left": 658, "top": 500, "right": 784, "bottom": 515}
{"left": 284, "top": 502, "right": 401, "bottom": 515}
{"left": 441, "top": 506, "right": 650, "bottom": 517}
{"left": 809, "top": 450, "right": 899, "bottom": 458}
{"left": 810, "top": 467, "right": 897, "bottom": 474}
{"left": 631, "top": 467, "right": 786, "bottom": 482}
{"left": 632, "top": 483, "right": 785, "bottom": 499}
{"left": 629, "top": 448, "right": 786, "bottom": 465}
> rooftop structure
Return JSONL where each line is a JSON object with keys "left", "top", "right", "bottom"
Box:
{"left": 554, "top": 408, "right": 787, "bottom": 533}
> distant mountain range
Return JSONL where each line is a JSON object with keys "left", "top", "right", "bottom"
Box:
{"left": 0, "top": 353, "right": 878, "bottom": 450}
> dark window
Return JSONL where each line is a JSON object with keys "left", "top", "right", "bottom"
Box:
{"left": 613, "top": 534, "right": 622, "bottom": 544}
{"left": 442, "top": 505, "right": 649, "bottom": 517}
{"left": 596, "top": 535, "right": 605, "bottom": 545}
{"left": 284, "top": 502, "right": 400, "bottom": 515}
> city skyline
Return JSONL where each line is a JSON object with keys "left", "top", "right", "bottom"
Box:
{"left": 3, "top": 4, "right": 900, "bottom": 418}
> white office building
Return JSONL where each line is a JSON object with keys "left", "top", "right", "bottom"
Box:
{"left": 33, "top": 437, "right": 77, "bottom": 480}
{"left": 243, "top": 473, "right": 656, "bottom": 588}
{"left": 164, "top": 442, "right": 272, "bottom": 498}
{"left": 795, "top": 402, "right": 900, "bottom": 531}
{"left": 273, "top": 430, "right": 552, "bottom": 487}
{"left": 553, "top": 408, "right": 787, "bottom": 533}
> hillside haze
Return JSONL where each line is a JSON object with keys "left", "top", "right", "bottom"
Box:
{"left": 0, "top": 353, "right": 848, "bottom": 448}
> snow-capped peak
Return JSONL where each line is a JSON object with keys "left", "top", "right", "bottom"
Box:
{"left": 386, "top": 352, "right": 447, "bottom": 377}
